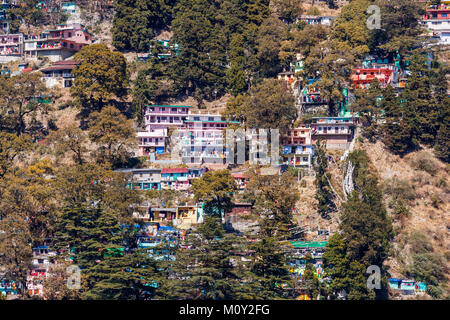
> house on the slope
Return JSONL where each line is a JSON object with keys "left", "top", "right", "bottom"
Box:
{"left": 138, "top": 105, "right": 191, "bottom": 155}
{"left": 310, "top": 116, "right": 356, "bottom": 150}
{"left": 39, "top": 60, "right": 79, "bottom": 88}
{"left": 421, "top": 1, "right": 450, "bottom": 46}
{"left": 177, "top": 112, "right": 240, "bottom": 165}
{"left": 281, "top": 125, "right": 314, "bottom": 168}
{"left": 24, "top": 23, "right": 92, "bottom": 62}
{"left": 0, "top": 33, "right": 24, "bottom": 62}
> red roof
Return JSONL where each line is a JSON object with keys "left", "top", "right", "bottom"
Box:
{"left": 232, "top": 174, "right": 248, "bottom": 179}
{"left": 22, "top": 68, "right": 33, "bottom": 72}
{"left": 161, "top": 168, "right": 189, "bottom": 174}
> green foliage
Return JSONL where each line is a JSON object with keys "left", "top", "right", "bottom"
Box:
{"left": 404, "top": 230, "right": 447, "bottom": 298}
{"left": 331, "top": 0, "right": 370, "bottom": 57}
{"left": 71, "top": 44, "right": 129, "bottom": 112}
{"left": 352, "top": 80, "right": 383, "bottom": 141}
{"left": 243, "top": 169, "right": 299, "bottom": 239}
{"left": 272, "top": 0, "right": 304, "bottom": 23}
{"left": 225, "top": 78, "right": 296, "bottom": 128}
{"left": 112, "top": 0, "right": 176, "bottom": 51}
{"left": 166, "top": 219, "right": 246, "bottom": 300}
{"left": 381, "top": 85, "right": 417, "bottom": 155}
{"left": 88, "top": 106, "right": 136, "bottom": 168}
{"left": 0, "top": 132, "right": 32, "bottom": 177}
{"left": 0, "top": 72, "right": 48, "bottom": 136}
{"left": 313, "top": 139, "right": 335, "bottom": 218}
{"left": 191, "top": 169, "right": 237, "bottom": 217}
{"left": 82, "top": 252, "right": 162, "bottom": 300}
{"left": 324, "top": 150, "right": 393, "bottom": 300}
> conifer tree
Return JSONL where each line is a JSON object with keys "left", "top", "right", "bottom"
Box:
{"left": 382, "top": 85, "right": 417, "bottom": 155}
{"left": 166, "top": 216, "right": 245, "bottom": 300}
{"left": 313, "top": 139, "right": 335, "bottom": 218}
{"left": 324, "top": 150, "right": 393, "bottom": 300}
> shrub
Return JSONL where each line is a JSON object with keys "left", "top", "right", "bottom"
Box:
{"left": 383, "top": 177, "right": 416, "bottom": 202}
{"left": 411, "top": 151, "right": 440, "bottom": 176}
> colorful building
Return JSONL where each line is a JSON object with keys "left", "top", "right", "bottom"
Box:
{"left": 177, "top": 112, "right": 239, "bottom": 164}
{"left": 24, "top": 23, "right": 92, "bottom": 62}
{"left": 0, "top": 33, "right": 24, "bottom": 62}
{"left": 138, "top": 105, "right": 191, "bottom": 155}
{"left": 389, "top": 278, "right": 428, "bottom": 296}
{"left": 310, "top": 116, "right": 356, "bottom": 150}
{"left": 351, "top": 66, "right": 394, "bottom": 89}
{"left": 421, "top": 1, "right": 450, "bottom": 45}
{"left": 281, "top": 125, "right": 314, "bottom": 168}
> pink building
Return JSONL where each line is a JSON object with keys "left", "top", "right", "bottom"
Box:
{"left": 0, "top": 33, "right": 23, "bottom": 62}
{"left": 177, "top": 113, "right": 240, "bottom": 164}
{"left": 24, "top": 23, "right": 92, "bottom": 61}
{"left": 138, "top": 105, "right": 191, "bottom": 155}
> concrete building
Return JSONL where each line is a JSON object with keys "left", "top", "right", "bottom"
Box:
{"left": 24, "top": 23, "right": 92, "bottom": 62}
{"left": 310, "top": 116, "right": 356, "bottom": 150}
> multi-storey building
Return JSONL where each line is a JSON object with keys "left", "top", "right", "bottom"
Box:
{"left": 421, "top": 1, "right": 450, "bottom": 45}
{"left": 297, "top": 84, "right": 327, "bottom": 114}
{"left": 0, "top": 33, "right": 24, "bottom": 62}
{"left": 117, "top": 167, "right": 162, "bottom": 190}
{"left": 351, "top": 66, "right": 394, "bottom": 89}
{"left": 281, "top": 125, "right": 314, "bottom": 167}
{"left": 310, "top": 116, "right": 356, "bottom": 150}
{"left": 24, "top": 23, "right": 92, "bottom": 61}
{"left": 27, "top": 245, "right": 56, "bottom": 297}
{"left": 117, "top": 167, "right": 206, "bottom": 191}
{"left": 138, "top": 105, "right": 191, "bottom": 155}
{"left": 177, "top": 112, "right": 239, "bottom": 164}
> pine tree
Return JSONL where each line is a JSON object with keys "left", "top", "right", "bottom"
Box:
{"left": 166, "top": 216, "right": 245, "bottom": 299}
{"left": 82, "top": 251, "right": 162, "bottom": 300}
{"left": 313, "top": 139, "right": 335, "bottom": 218}
{"left": 242, "top": 233, "right": 292, "bottom": 299}
{"left": 382, "top": 85, "right": 417, "bottom": 155}
{"left": 324, "top": 150, "right": 393, "bottom": 300}
{"left": 405, "top": 52, "right": 438, "bottom": 145}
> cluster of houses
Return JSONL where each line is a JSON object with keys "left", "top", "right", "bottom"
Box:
{"left": 421, "top": 0, "right": 450, "bottom": 46}
{"left": 0, "top": 23, "right": 92, "bottom": 63}
{"left": 116, "top": 167, "right": 249, "bottom": 192}
{"left": 137, "top": 104, "right": 357, "bottom": 167}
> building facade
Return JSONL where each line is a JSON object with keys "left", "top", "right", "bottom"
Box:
{"left": 24, "top": 23, "right": 92, "bottom": 61}
{"left": 310, "top": 116, "right": 356, "bottom": 150}
{"left": 421, "top": 1, "right": 450, "bottom": 45}
{"left": 281, "top": 125, "right": 314, "bottom": 167}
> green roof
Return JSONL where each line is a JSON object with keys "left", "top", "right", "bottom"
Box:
{"left": 289, "top": 241, "right": 328, "bottom": 248}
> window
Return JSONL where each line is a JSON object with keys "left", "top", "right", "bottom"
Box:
{"left": 194, "top": 117, "right": 200, "bottom": 121}
{"left": 335, "top": 127, "right": 338, "bottom": 131}
{"left": 68, "top": 32, "right": 72, "bottom": 37}
{"left": 161, "top": 107, "right": 165, "bottom": 111}
{"left": 208, "top": 117, "right": 214, "bottom": 121}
